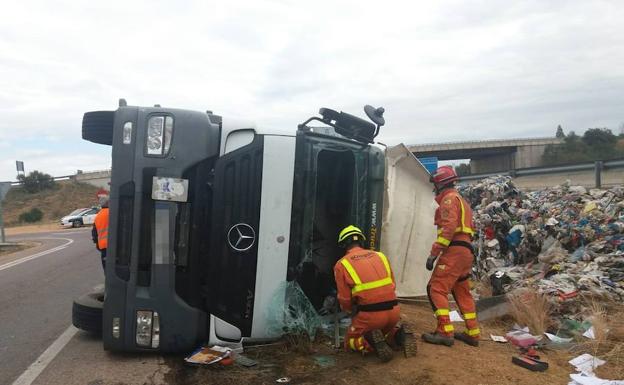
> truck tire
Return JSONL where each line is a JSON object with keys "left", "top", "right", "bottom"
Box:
{"left": 82, "top": 111, "right": 114, "bottom": 145}
{"left": 72, "top": 289, "right": 104, "bottom": 334}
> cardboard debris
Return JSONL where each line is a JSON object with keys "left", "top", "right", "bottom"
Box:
{"left": 544, "top": 332, "right": 573, "bottom": 344}
{"left": 506, "top": 330, "right": 539, "bottom": 348}
{"left": 569, "top": 353, "right": 606, "bottom": 375}
{"left": 569, "top": 373, "right": 624, "bottom": 385}
{"left": 582, "top": 326, "right": 596, "bottom": 340}
{"left": 568, "top": 354, "right": 623, "bottom": 385}
{"left": 184, "top": 345, "right": 232, "bottom": 366}
{"left": 490, "top": 334, "right": 508, "bottom": 343}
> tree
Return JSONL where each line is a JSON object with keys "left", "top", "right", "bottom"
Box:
{"left": 454, "top": 163, "right": 471, "bottom": 176}
{"left": 581, "top": 128, "right": 616, "bottom": 147}
{"left": 17, "top": 171, "right": 56, "bottom": 193}
{"left": 556, "top": 125, "right": 565, "bottom": 138}
{"left": 542, "top": 127, "right": 624, "bottom": 165}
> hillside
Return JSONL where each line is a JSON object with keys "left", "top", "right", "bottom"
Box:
{"left": 3, "top": 180, "right": 101, "bottom": 227}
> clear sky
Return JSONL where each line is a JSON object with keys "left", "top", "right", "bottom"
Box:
{"left": 1, "top": 0, "right": 623, "bottom": 181}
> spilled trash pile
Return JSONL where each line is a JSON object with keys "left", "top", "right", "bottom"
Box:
{"left": 460, "top": 176, "right": 624, "bottom": 380}
{"left": 458, "top": 176, "right": 624, "bottom": 302}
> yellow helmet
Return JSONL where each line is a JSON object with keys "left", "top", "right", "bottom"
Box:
{"left": 337, "top": 225, "right": 366, "bottom": 245}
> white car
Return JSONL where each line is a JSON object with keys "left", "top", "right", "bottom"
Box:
{"left": 60, "top": 207, "right": 100, "bottom": 228}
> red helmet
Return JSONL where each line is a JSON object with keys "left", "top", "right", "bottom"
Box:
{"left": 430, "top": 165, "right": 458, "bottom": 187}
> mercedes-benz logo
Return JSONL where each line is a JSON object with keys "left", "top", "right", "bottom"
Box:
{"left": 227, "top": 223, "right": 256, "bottom": 252}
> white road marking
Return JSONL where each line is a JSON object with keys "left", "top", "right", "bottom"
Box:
{"left": 11, "top": 326, "right": 78, "bottom": 385}
{"left": 0, "top": 238, "right": 74, "bottom": 272}
{"left": 49, "top": 230, "right": 89, "bottom": 236}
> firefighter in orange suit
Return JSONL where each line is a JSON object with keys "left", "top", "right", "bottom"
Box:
{"left": 334, "top": 225, "right": 416, "bottom": 362}
{"left": 422, "top": 166, "right": 480, "bottom": 347}
{"left": 92, "top": 197, "right": 109, "bottom": 270}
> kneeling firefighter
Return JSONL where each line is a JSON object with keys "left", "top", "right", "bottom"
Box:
{"left": 423, "top": 166, "right": 480, "bottom": 347}
{"left": 333, "top": 225, "right": 416, "bottom": 362}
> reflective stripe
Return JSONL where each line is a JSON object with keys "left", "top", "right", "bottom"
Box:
{"left": 436, "top": 195, "right": 475, "bottom": 237}
{"left": 341, "top": 259, "right": 362, "bottom": 285}
{"left": 349, "top": 338, "right": 356, "bottom": 351}
{"left": 96, "top": 226, "right": 108, "bottom": 238}
{"left": 357, "top": 337, "right": 364, "bottom": 351}
{"left": 463, "top": 312, "right": 477, "bottom": 320}
{"left": 436, "top": 236, "right": 451, "bottom": 246}
{"left": 443, "top": 324, "right": 454, "bottom": 332}
{"left": 340, "top": 252, "right": 394, "bottom": 294}
{"left": 467, "top": 328, "right": 480, "bottom": 336}
{"left": 98, "top": 226, "right": 108, "bottom": 240}
{"left": 435, "top": 309, "right": 450, "bottom": 317}
{"left": 457, "top": 197, "right": 475, "bottom": 236}
{"left": 352, "top": 277, "right": 393, "bottom": 293}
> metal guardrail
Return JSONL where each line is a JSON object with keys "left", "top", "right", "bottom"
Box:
{"left": 409, "top": 136, "right": 563, "bottom": 148}
{"left": 0, "top": 174, "right": 74, "bottom": 186}
{"left": 460, "top": 158, "right": 624, "bottom": 188}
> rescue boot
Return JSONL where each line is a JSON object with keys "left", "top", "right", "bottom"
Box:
{"left": 365, "top": 330, "right": 394, "bottom": 363}
{"left": 395, "top": 324, "right": 417, "bottom": 358}
{"left": 421, "top": 332, "right": 454, "bottom": 347}
{"left": 454, "top": 332, "right": 479, "bottom": 347}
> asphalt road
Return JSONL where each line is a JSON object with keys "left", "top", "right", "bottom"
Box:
{"left": 0, "top": 228, "right": 103, "bottom": 385}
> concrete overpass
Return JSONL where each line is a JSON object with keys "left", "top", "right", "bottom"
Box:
{"left": 408, "top": 137, "right": 564, "bottom": 173}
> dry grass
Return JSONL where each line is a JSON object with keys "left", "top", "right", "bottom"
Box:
{"left": 573, "top": 300, "right": 624, "bottom": 379}
{"left": 3, "top": 181, "right": 100, "bottom": 226}
{"left": 474, "top": 275, "right": 493, "bottom": 298}
{"left": 508, "top": 288, "right": 554, "bottom": 335}
{"left": 587, "top": 301, "right": 608, "bottom": 344}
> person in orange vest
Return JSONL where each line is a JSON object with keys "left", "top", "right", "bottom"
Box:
{"left": 92, "top": 197, "right": 109, "bottom": 270}
{"left": 422, "top": 166, "right": 480, "bottom": 347}
{"left": 333, "top": 225, "right": 416, "bottom": 362}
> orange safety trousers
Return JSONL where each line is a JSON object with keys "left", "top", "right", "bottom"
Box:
{"left": 427, "top": 245, "right": 480, "bottom": 339}
{"left": 345, "top": 305, "right": 400, "bottom": 353}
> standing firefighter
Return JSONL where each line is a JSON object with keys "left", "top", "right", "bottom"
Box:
{"left": 423, "top": 166, "right": 480, "bottom": 347}
{"left": 92, "top": 197, "right": 109, "bottom": 270}
{"left": 334, "top": 225, "right": 416, "bottom": 362}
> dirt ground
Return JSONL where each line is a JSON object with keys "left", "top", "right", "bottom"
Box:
{"left": 0, "top": 241, "right": 38, "bottom": 256}
{"left": 4, "top": 222, "right": 73, "bottom": 236}
{"left": 3, "top": 180, "right": 100, "bottom": 226}
{"left": 162, "top": 302, "right": 624, "bottom": 385}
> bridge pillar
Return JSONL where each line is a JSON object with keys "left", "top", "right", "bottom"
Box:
{"left": 514, "top": 144, "right": 547, "bottom": 169}
{"left": 470, "top": 153, "right": 514, "bottom": 174}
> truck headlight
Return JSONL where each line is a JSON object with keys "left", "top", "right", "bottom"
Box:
{"left": 135, "top": 310, "right": 160, "bottom": 348}
{"left": 146, "top": 116, "right": 173, "bottom": 156}
{"left": 112, "top": 317, "right": 120, "bottom": 339}
{"left": 123, "top": 122, "right": 133, "bottom": 144}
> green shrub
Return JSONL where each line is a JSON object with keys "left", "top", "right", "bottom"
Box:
{"left": 19, "top": 208, "right": 43, "bottom": 223}
{"left": 17, "top": 171, "right": 56, "bottom": 193}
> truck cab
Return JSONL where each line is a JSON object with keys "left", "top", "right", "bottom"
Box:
{"left": 76, "top": 100, "right": 390, "bottom": 352}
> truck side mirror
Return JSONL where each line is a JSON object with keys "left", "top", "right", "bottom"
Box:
{"left": 298, "top": 105, "right": 386, "bottom": 144}
{"left": 364, "top": 105, "right": 385, "bottom": 127}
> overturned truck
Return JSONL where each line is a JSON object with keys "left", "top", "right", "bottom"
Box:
{"left": 72, "top": 100, "right": 436, "bottom": 353}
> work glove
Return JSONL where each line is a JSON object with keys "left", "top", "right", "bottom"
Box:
{"left": 426, "top": 255, "right": 438, "bottom": 271}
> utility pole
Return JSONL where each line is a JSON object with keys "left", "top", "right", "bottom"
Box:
{"left": 0, "top": 182, "right": 11, "bottom": 243}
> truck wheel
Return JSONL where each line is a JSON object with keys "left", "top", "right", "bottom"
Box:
{"left": 82, "top": 111, "right": 114, "bottom": 145}
{"left": 72, "top": 289, "right": 104, "bottom": 334}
